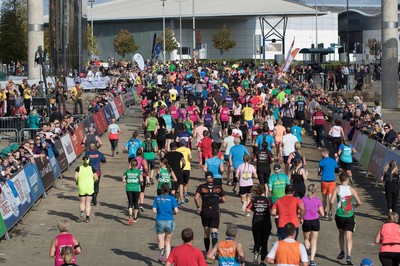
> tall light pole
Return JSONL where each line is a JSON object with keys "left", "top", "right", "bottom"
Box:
{"left": 179, "top": 0, "right": 182, "bottom": 60}
{"left": 161, "top": 0, "right": 167, "bottom": 63}
{"left": 315, "top": 0, "right": 318, "bottom": 47}
{"left": 192, "top": 0, "right": 196, "bottom": 61}
{"left": 346, "top": 0, "right": 350, "bottom": 65}
{"left": 89, "top": 0, "right": 95, "bottom": 59}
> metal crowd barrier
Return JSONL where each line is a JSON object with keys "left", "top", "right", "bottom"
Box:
{"left": 19, "top": 128, "right": 40, "bottom": 143}
{"left": 0, "top": 116, "right": 27, "bottom": 131}
{"left": 0, "top": 128, "right": 19, "bottom": 144}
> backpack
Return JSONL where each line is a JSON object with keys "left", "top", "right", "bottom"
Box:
{"left": 143, "top": 140, "right": 153, "bottom": 153}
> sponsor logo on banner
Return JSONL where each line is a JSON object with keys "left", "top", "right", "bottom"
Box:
{"left": 54, "top": 140, "right": 68, "bottom": 172}
{"left": 47, "top": 144, "right": 62, "bottom": 179}
{"left": 70, "top": 123, "right": 86, "bottom": 156}
{"left": 114, "top": 96, "right": 124, "bottom": 116}
{"left": 126, "top": 89, "right": 135, "bottom": 105}
{"left": 353, "top": 133, "right": 367, "bottom": 162}
{"left": 367, "top": 141, "right": 386, "bottom": 179}
{"left": 66, "top": 77, "right": 110, "bottom": 90}
{"left": 110, "top": 100, "right": 120, "bottom": 120}
{"left": 103, "top": 104, "right": 115, "bottom": 124}
{"left": 92, "top": 111, "right": 108, "bottom": 134}
{"left": 61, "top": 134, "right": 77, "bottom": 164}
{"left": 34, "top": 157, "right": 55, "bottom": 190}
{"left": 0, "top": 163, "right": 45, "bottom": 232}
{"left": 132, "top": 87, "right": 140, "bottom": 103}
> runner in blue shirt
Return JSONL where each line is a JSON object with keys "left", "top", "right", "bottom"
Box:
{"left": 125, "top": 131, "right": 143, "bottom": 163}
{"left": 291, "top": 121, "right": 303, "bottom": 143}
{"left": 204, "top": 149, "right": 225, "bottom": 186}
{"left": 254, "top": 128, "right": 275, "bottom": 152}
{"left": 229, "top": 138, "right": 249, "bottom": 193}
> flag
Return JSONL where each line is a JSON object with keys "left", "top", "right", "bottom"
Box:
{"left": 134, "top": 53, "right": 145, "bottom": 71}
{"left": 282, "top": 48, "right": 300, "bottom": 73}
{"left": 151, "top": 33, "right": 157, "bottom": 60}
{"left": 282, "top": 37, "right": 295, "bottom": 72}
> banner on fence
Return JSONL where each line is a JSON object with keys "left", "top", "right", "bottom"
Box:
{"left": 103, "top": 104, "right": 115, "bottom": 124}
{"left": 353, "top": 133, "right": 367, "bottom": 162}
{"left": 135, "top": 84, "right": 143, "bottom": 96}
{"left": 69, "top": 123, "right": 86, "bottom": 156}
{"left": 0, "top": 170, "right": 34, "bottom": 230}
{"left": 126, "top": 88, "right": 135, "bottom": 106}
{"left": 34, "top": 156, "right": 56, "bottom": 190}
{"left": 110, "top": 100, "right": 120, "bottom": 120}
{"left": 47, "top": 144, "right": 62, "bottom": 180}
{"left": 66, "top": 77, "right": 109, "bottom": 90}
{"left": 359, "top": 138, "right": 376, "bottom": 169}
{"left": 92, "top": 111, "right": 107, "bottom": 134}
{"left": 61, "top": 134, "right": 77, "bottom": 164}
{"left": 368, "top": 142, "right": 387, "bottom": 179}
{"left": 54, "top": 139, "right": 68, "bottom": 172}
{"left": 82, "top": 115, "right": 98, "bottom": 135}
{"left": 132, "top": 87, "right": 140, "bottom": 104}
{"left": 114, "top": 95, "right": 124, "bottom": 116}
{"left": 0, "top": 213, "right": 6, "bottom": 237}
{"left": 23, "top": 163, "right": 45, "bottom": 203}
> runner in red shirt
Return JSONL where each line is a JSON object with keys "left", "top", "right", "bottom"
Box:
{"left": 198, "top": 131, "right": 213, "bottom": 166}
{"left": 166, "top": 228, "right": 207, "bottom": 266}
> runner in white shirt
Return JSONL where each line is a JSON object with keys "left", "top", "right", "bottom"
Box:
{"left": 282, "top": 127, "right": 298, "bottom": 174}
{"left": 223, "top": 128, "right": 235, "bottom": 185}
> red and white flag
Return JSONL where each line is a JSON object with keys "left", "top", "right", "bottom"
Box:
{"left": 282, "top": 37, "right": 299, "bottom": 73}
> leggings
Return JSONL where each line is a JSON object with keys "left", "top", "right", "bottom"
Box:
{"left": 385, "top": 182, "right": 400, "bottom": 212}
{"left": 126, "top": 191, "right": 140, "bottom": 209}
{"left": 331, "top": 137, "right": 342, "bottom": 155}
{"left": 379, "top": 252, "right": 400, "bottom": 266}
{"left": 252, "top": 221, "right": 272, "bottom": 261}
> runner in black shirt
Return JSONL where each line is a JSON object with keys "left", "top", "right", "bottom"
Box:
{"left": 255, "top": 142, "right": 274, "bottom": 192}
{"left": 246, "top": 184, "right": 272, "bottom": 265}
{"left": 164, "top": 142, "right": 185, "bottom": 197}
{"left": 194, "top": 171, "right": 226, "bottom": 254}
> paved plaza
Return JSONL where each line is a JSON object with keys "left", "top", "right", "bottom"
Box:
{"left": 0, "top": 106, "right": 389, "bottom": 265}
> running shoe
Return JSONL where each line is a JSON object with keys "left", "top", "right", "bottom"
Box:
{"left": 310, "top": 261, "right": 316, "bottom": 266}
{"left": 116, "top": 150, "right": 119, "bottom": 155}
{"left": 150, "top": 178, "right": 154, "bottom": 185}
{"left": 346, "top": 256, "right": 354, "bottom": 265}
{"left": 245, "top": 213, "right": 250, "bottom": 217}
{"left": 78, "top": 211, "right": 85, "bottom": 222}
{"left": 85, "top": 216, "right": 91, "bottom": 223}
{"left": 146, "top": 182, "right": 151, "bottom": 187}
{"left": 328, "top": 210, "right": 333, "bottom": 221}
{"left": 92, "top": 196, "right": 97, "bottom": 206}
{"left": 158, "top": 248, "right": 166, "bottom": 262}
{"left": 139, "top": 205, "right": 144, "bottom": 212}
{"left": 306, "top": 248, "right": 311, "bottom": 256}
{"left": 336, "top": 251, "right": 345, "bottom": 260}
{"left": 179, "top": 201, "right": 185, "bottom": 207}
{"left": 253, "top": 252, "right": 259, "bottom": 264}
{"left": 128, "top": 216, "right": 134, "bottom": 225}
{"left": 184, "top": 194, "right": 189, "bottom": 203}
{"left": 133, "top": 217, "right": 139, "bottom": 223}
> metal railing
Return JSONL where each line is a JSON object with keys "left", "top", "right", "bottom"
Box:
{"left": 18, "top": 128, "right": 40, "bottom": 143}
{"left": 0, "top": 128, "right": 19, "bottom": 144}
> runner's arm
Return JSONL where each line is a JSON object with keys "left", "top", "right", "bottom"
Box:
{"left": 375, "top": 228, "right": 382, "bottom": 244}
{"left": 206, "top": 244, "right": 218, "bottom": 260}
{"left": 236, "top": 242, "right": 245, "bottom": 266}
{"left": 49, "top": 238, "right": 57, "bottom": 257}
{"left": 351, "top": 187, "right": 362, "bottom": 206}
{"left": 73, "top": 236, "right": 81, "bottom": 255}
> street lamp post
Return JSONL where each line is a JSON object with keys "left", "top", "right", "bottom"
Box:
{"left": 179, "top": 0, "right": 182, "bottom": 60}
{"left": 161, "top": 0, "right": 166, "bottom": 63}
{"left": 89, "top": 0, "right": 95, "bottom": 59}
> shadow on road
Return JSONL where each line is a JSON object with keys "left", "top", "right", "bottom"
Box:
{"left": 111, "top": 248, "right": 159, "bottom": 265}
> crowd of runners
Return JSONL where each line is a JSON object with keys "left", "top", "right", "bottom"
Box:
{"left": 50, "top": 60, "right": 399, "bottom": 266}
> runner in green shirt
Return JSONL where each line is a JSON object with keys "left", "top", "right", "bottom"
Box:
{"left": 123, "top": 159, "right": 143, "bottom": 224}
{"left": 268, "top": 164, "right": 290, "bottom": 204}
{"left": 156, "top": 158, "right": 177, "bottom": 195}
{"left": 145, "top": 112, "right": 158, "bottom": 139}
{"left": 142, "top": 132, "right": 158, "bottom": 186}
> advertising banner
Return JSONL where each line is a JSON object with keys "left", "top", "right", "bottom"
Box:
{"left": 359, "top": 138, "right": 376, "bottom": 169}
{"left": 381, "top": 148, "right": 400, "bottom": 179}
{"left": 0, "top": 170, "right": 33, "bottom": 230}
{"left": 368, "top": 142, "right": 387, "bottom": 179}
{"left": 66, "top": 77, "right": 110, "bottom": 90}
{"left": 61, "top": 134, "right": 77, "bottom": 164}
{"left": 0, "top": 214, "right": 6, "bottom": 238}
{"left": 350, "top": 129, "right": 359, "bottom": 146}
{"left": 92, "top": 110, "right": 108, "bottom": 134}
{"left": 23, "top": 163, "right": 45, "bottom": 203}
{"left": 135, "top": 84, "right": 144, "bottom": 96}
{"left": 82, "top": 115, "right": 98, "bottom": 135}
{"left": 47, "top": 144, "right": 62, "bottom": 180}
{"left": 34, "top": 157, "right": 55, "bottom": 190}
{"left": 103, "top": 104, "right": 115, "bottom": 124}
{"left": 54, "top": 139, "right": 68, "bottom": 172}
{"left": 132, "top": 87, "right": 140, "bottom": 104}
{"left": 114, "top": 95, "right": 124, "bottom": 116}
{"left": 353, "top": 133, "right": 367, "bottom": 162}
{"left": 110, "top": 100, "right": 120, "bottom": 120}
{"left": 126, "top": 88, "right": 135, "bottom": 106}
{"left": 69, "top": 123, "right": 86, "bottom": 156}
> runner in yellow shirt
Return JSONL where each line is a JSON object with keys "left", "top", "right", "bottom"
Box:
{"left": 176, "top": 139, "right": 192, "bottom": 205}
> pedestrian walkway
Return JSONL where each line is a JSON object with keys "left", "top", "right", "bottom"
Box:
{"left": 0, "top": 107, "right": 387, "bottom": 265}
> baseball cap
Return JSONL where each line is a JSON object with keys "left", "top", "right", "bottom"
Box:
{"left": 273, "top": 164, "right": 281, "bottom": 171}
{"left": 360, "top": 258, "right": 373, "bottom": 266}
{"left": 205, "top": 171, "right": 214, "bottom": 178}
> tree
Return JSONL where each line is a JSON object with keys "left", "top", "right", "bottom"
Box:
{"left": 212, "top": 25, "right": 236, "bottom": 56}
{"left": 367, "top": 38, "right": 381, "bottom": 59}
{"left": 156, "top": 28, "right": 179, "bottom": 53}
{"left": 113, "top": 29, "right": 138, "bottom": 58}
{"left": 87, "top": 23, "right": 100, "bottom": 56}
{"left": 0, "top": 0, "right": 28, "bottom": 64}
